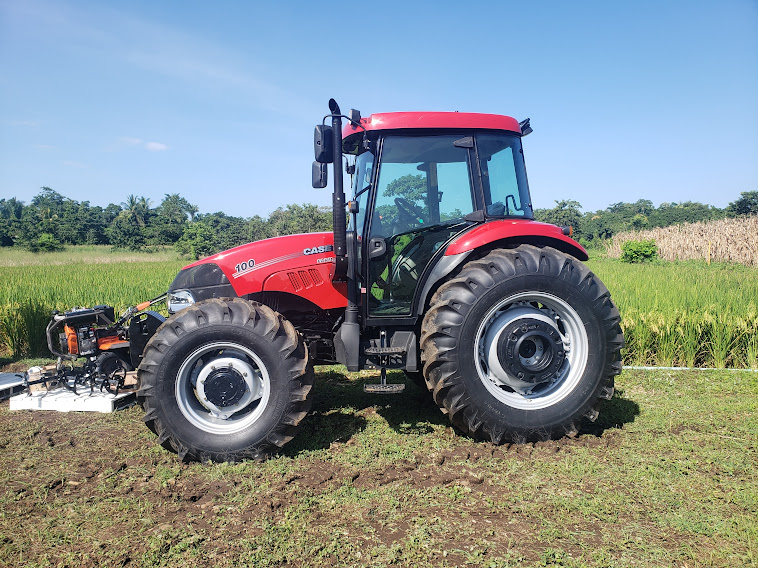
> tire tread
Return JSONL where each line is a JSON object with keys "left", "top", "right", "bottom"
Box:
{"left": 420, "top": 245, "right": 623, "bottom": 444}
{"left": 137, "top": 298, "right": 314, "bottom": 462}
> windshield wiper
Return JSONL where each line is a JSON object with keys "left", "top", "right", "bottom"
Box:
{"left": 354, "top": 184, "right": 371, "bottom": 199}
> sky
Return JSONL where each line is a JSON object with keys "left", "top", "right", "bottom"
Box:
{"left": 1, "top": 0, "right": 756, "bottom": 218}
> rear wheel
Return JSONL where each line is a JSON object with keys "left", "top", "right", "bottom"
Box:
{"left": 420, "top": 245, "right": 623, "bottom": 443}
{"left": 137, "top": 298, "right": 314, "bottom": 462}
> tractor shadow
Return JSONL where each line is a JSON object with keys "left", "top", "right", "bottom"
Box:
{"left": 582, "top": 389, "right": 641, "bottom": 438}
{"left": 282, "top": 368, "right": 446, "bottom": 455}
{"left": 283, "top": 367, "right": 640, "bottom": 455}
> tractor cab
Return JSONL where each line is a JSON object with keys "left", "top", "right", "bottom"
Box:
{"left": 310, "top": 103, "right": 579, "bottom": 388}
{"left": 347, "top": 127, "right": 534, "bottom": 319}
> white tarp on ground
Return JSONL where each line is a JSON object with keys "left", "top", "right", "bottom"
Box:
{"left": 9, "top": 387, "right": 135, "bottom": 413}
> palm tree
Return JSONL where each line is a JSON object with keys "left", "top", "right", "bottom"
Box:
{"left": 136, "top": 197, "right": 152, "bottom": 227}
{"left": 121, "top": 195, "right": 152, "bottom": 227}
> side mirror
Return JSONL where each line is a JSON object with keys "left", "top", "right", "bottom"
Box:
{"left": 312, "top": 161, "right": 328, "bottom": 188}
{"left": 314, "top": 125, "right": 333, "bottom": 163}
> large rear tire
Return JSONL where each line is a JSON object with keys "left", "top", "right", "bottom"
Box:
{"left": 420, "top": 245, "right": 623, "bottom": 443}
{"left": 137, "top": 298, "right": 314, "bottom": 462}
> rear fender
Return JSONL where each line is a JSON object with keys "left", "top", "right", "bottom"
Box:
{"left": 444, "top": 220, "right": 588, "bottom": 261}
{"left": 414, "top": 220, "right": 588, "bottom": 315}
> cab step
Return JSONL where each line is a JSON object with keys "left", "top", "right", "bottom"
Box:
{"left": 363, "top": 383, "right": 405, "bottom": 394}
{"left": 362, "top": 363, "right": 405, "bottom": 394}
{"left": 364, "top": 346, "right": 406, "bottom": 355}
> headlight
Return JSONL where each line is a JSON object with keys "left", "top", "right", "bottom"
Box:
{"left": 167, "top": 290, "right": 195, "bottom": 314}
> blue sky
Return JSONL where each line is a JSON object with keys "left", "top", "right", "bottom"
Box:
{"left": 1, "top": 0, "right": 756, "bottom": 218}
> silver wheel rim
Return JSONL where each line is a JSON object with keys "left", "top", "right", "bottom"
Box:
{"left": 175, "top": 341, "right": 271, "bottom": 434}
{"left": 474, "top": 292, "right": 588, "bottom": 410}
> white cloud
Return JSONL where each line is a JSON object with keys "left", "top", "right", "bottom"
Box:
{"left": 120, "top": 136, "right": 143, "bottom": 146}
{"left": 4, "top": 0, "right": 317, "bottom": 119}
{"left": 145, "top": 141, "right": 168, "bottom": 152}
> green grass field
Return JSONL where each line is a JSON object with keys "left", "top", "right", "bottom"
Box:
{"left": 0, "top": 367, "right": 755, "bottom": 567}
{"left": 587, "top": 258, "right": 758, "bottom": 368}
{"left": 0, "top": 246, "right": 185, "bottom": 308}
{"left": 1, "top": 246, "right": 757, "bottom": 367}
{"left": 1, "top": 247, "right": 756, "bottom": 566}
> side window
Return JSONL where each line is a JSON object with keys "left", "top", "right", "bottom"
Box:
{"left": 478, "top": 134, "right": 530, "bottom": 217}
{"left": 437, "top": 161, "right": 473, "bottom": 221}
{"left": 372, "top": 135, "right": 475, "bottom": 237}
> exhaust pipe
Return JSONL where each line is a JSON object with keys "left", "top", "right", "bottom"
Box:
{"left": 329, "top": 99, "right": 348, "bottom": 281}
{"left": 328, "top": 99, "right": 360, "bottom": 371}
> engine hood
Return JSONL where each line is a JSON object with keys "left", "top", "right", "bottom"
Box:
{"left": 174, "top": 232, "right": 347, "bottom": 309}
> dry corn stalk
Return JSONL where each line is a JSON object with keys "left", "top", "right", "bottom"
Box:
{"left": 606, "top": 216, "right": 758, "bottom": 266}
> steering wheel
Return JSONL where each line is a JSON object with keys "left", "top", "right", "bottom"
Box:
{"left": 394, "top": 197, "right": 425, "bottom": 226}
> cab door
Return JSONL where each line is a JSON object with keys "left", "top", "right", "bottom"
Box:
{"left": 365, "top": 134, "right": 477, "bottom": 317}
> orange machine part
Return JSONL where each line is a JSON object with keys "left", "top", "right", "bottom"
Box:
{"left": 64, "top": 325, "right": 78, "bottom": 355}
{"left": 97, "top": 335, "right": 130, "bottom": 350}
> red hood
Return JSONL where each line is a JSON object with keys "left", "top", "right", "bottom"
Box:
{"left": 187, "top": 232, "right": 347, "bottom": 309}
{"left": 185, "top": 232, "right": 334, "bottom": 272}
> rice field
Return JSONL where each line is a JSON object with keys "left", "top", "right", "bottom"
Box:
{"left": 1, "top": 246, "right": 757, "bottom": 368}
{"left": 605, "top": 216, "right": 758, "bottom": 266}
{"left": 0, "top": 246, "right": 185, "bottom": 359}
{"left": 589, "top": 258, "right": 758, "bottom": 368}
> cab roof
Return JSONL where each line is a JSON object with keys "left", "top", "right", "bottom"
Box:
{"left": 342, "top": 111, "right": 523, "bottom": 139}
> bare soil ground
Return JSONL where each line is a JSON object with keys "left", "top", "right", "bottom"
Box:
{"left": 0, "top": 367, "right": 755, "bottom": 567}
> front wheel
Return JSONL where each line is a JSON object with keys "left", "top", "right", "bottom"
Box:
{"left": 420, "top": 245, "right": 623, "bottom": 443}
{"left": 137, "top": 298, "right": 314, "bottom": 462}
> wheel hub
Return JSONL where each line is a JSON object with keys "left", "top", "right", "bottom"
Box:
{"left": 194, "top": 356, "right": 262, "bottom": 420}
{"left": 202, "top": 367, "right": 246, "bottom": 407}
{"left": 478, "top": 304, "right": 570, "bottom": 395}
{"left": 496, "top": 318, "right": 566, "bottom": 385}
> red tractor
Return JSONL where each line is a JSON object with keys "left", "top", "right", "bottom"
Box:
{"left": 137, "top": 100, "right": 623, "bottom": 462}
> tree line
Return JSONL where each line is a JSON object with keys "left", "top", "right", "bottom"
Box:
{"left": 534, "top": 191, "right": 757, "bottom": 249}
{"left": 0, "top": 187, "right": 332, "bottom": 258}
{"left": 1, "top": 187, "right": 755, "bottom": 259}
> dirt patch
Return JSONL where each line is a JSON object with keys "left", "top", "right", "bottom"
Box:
{"left": 0, "top": 367, "right": 751, "bottom": 568}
